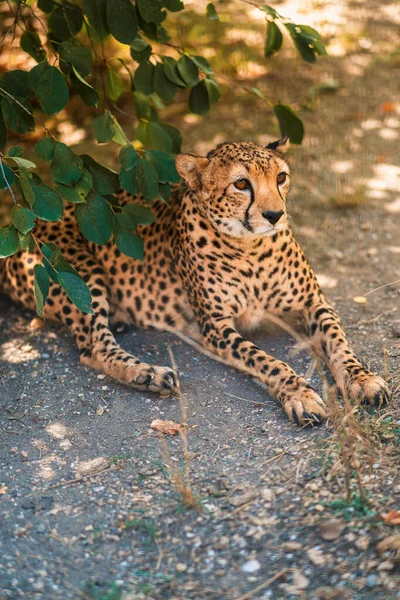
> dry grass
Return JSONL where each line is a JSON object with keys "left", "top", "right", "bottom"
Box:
{"left": 155, "top": 347, "right": 201, "bottom": 510}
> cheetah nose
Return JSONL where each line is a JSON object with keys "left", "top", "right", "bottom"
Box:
{"left": 262, "top": 210, "right": 284, "bottom": 225}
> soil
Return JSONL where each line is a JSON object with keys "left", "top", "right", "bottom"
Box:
{"left": 1, "top": 1, "right": 400, "bottom": 599}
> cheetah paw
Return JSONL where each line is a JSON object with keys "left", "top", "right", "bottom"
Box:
{"left": 347, "top": 372, "right": 391, "bottom": 409}
{"left": 282, "top": 388, "right": 328, "bottom": 426}
{"left": 132, "top": 365, "right": 178, "bottom": 398}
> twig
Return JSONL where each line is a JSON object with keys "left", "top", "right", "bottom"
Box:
{"left": 365, "top": 279, "right": 400, "bottom": 296}
{"left": 234, "top": 568, "right": 290, "bottom": 600}
{"left": 0, "top": 156, "right": 17, "bottom": 204}
{"left": 24, "top": 465, "right": 115, "bottom": 497}
{"left": 257, "top": 450, "right": 286, "bottom": 470}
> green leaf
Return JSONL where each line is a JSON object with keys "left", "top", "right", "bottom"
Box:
{"left": 41, "top": 242, "right": 60, "bottom": 282}
{"left": 110, "top": 117, "right": 128, "bottom": 145}
{"left": 133, "top": 61, "right": 155, "bottom": 96}
{"left": 0, "top": 163, "right": 15, "bottom": 189}
{"left": 56, "top": 168, "right": 93, "bottom": 203}
{"left": 189, "top": 81, "right": 210, "bottom": 115}
{"left": 119, "top": 145, "right": 138, "bottom": 171}
{"left": 122, "top": 204, "right": 155, "bottom": 225}
{"left": 93, "top": 112, "right": 114, "bottom": 143}
{"left": 285, "top": 23, "right": 327, "bottom": 64}
{"left": 51, "top": 143, "right": 84, "bottom": 185}
{"left": 158, "top": 122, "right": 182, "bottom": 153}
{"left": 162, "top": 57, "right": 186, "bottom": 87}
{"left": 71, "top": 68, "right": 99, "bottom": 107}
{"left": 18, "top": 169, "right": 35, "bottom": 207}
{"left": 18, "top": 232, "right": 35, "bottom": 252}
{"left": 0, "top": 225, "right": 19, "bottom": 258}
{"left": 57, "top": 271, "right": 93, "bottom": 313}
{"left": 82, "top": 0, "right": 109, "bottom": 38}
{"left": 158, "top": 182, "right": 171, "bottom": 204}
{"left": 136, "top": 120, "right": 173, "bottom": 153}
{"left": 190, "top": 55, "right": 213, "bottom": 75}
{"left": 9, "top": 156, "right": 36, "bottom": 170}
{"left": 153, "top": 63, "right": 177, "bottom": 104}
{"left": 106, "top": 0, "right": 138, "bottom": 44}
{"left": 35, "top": 66, "right": 69, "bottom": 116}
{"left": 21, "top": 31, "right": 46, "bottom": 63}
{"left": 38, "top": 0, "right": 53, "bottom": 13}
{"left": 206, "top": 3, "right": 219, "bottom": 21}
{"left": 136, "top": 157, "right": 159, "bottom": 202}
{"left": 35, "top": 137, "right": 55, "bottom": 162}
{"left": 130, "top": 36, "right": 152, "bottom": 63}
{"left": 81, "top": 155, "right": 120, "bottom": 194}
{"left": 203, "top": 76, "right": 221, "bottom": 104}
{"left": 31, "top": 176, "right": 64, "bottom": 221}
{"left": 273, "top": 103, "right": 304, "bottom": 144}
{"left": 114, "top": 216, "right": 144, "bottom": 260}
{"left": 8, "top": 146, "right": 23, "bottom": 157}
{"left": 1, "top": 96, "right": 34, "bottom": 134}
{"left": 11, "top": 205, "right": 36, "bottom": 235}
{"left": 119, "top": 167, "right": 138, "bottom": 195}
{"left": 2, "top": 70, "right": 31, "bottom": 96}
{"left": 75, "top": 190, "right": 114, "bottom": 244}
{"left": 176, "top": 55, "right": 199, "bottom": 88}
{"left": 34, "top": 264, "right": 50, "bottom": 318}
{"left": 0, "top": 113, "right": 7, "bottom": 150}
{"left": 136, "top": 0, "right": 166, "bottom": 25}
{"left": 145, "top": 149, "right": 180, "bottom": 182}
{"left": 59, "top": 40, "right": 92, "bottom": 77}
{"left": 27, "top": 60, "right": 48, "bottom": 91}
{"left": 265, "top": 20, "right": 283, "bottom": 57}
{"left": 48, "top": 4, "right": 83, "bottom": 42}
{"left": 106, "top": 67, "right": 125, "bottom": 101}
{"left": 163, "top": 0, "right": 184, "bottom": 11}
{"left": 261, "top": 5, "right": 280, "bottom": 19}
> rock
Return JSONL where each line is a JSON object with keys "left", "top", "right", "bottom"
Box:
{"left": 242, "top": 559, "right": 261, "bottom": 573}
{"left": 366, "top": 574, "right": 378, "bottom": 587}
{"left": 176, "top": 563, "right": 187, "bottom": 572}
{"left": 292, "top": 570, "right": 309, "bottom": 590}
{"left": 319, "top": 518, "right": 345, "bottom": 541}
{"left": 260, "top": 487, "right": 273, "bottom": 501}
{"left": 354, "top": 535, "right": 370, "bottom": 550}
{"left": 377, "top": 560, "right": 395, "bottom": 571}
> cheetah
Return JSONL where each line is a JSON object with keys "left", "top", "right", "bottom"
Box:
{"left": 0, "top": 139, "right": 390, "bottom": 424}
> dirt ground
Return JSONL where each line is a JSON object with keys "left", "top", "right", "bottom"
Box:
{"left": 1, "top": 1, "right": 400, "bottom": 599}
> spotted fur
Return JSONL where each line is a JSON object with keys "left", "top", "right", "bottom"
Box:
{"left": 0, "top": 140, "right": 390, "bottom": 423}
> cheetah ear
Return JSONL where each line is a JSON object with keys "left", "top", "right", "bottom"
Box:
{"left": 266, "top": 136, "right": 290, "bottom": 153}
{"left": 175, "top": 154, "right": 209, "bottom": 190}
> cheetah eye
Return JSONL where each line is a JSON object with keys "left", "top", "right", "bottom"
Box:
{"left": 277, "top": 172, "right": 287, "bottom": 185}
{"left": 234, "top": 178, "right": 251, "bottom": 191}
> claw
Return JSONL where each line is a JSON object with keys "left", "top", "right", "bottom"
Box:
{"left": 292, "top": 408, "right": 300, "bottom": 425}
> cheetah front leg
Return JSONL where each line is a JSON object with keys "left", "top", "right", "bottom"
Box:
{"left": 306, "top": 296, "right": 390, "bottom": 408}
{"left": 198, "top": 316, "right": 327, "bottom": 424}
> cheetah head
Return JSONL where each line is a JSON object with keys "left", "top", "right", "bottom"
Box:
{"left": 176, "top": 139, "right": 290, "bottom": 238}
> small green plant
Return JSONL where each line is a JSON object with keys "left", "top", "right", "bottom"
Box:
{"left": 325, "top": 493, "right": 376, "bottom": 521}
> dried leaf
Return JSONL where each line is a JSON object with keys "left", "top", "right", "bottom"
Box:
{"left": 306, "top": 547, "right": 326, "bottom": 565}
{"left": 319, "top": 518, "right": 345, "bottom": 541}
{"left": 0, "top": 483, "right": 8, "bottom": 494}
{"left": 230, "top": 489, "right": 259, "bottom": 507}
{"left": 377, "top": 535, "right": 400, "bottom": 553}
{"left": 96, "top": 406, "right": 105, "bottom": 416}
{"left": 150, "top": 419, "right": 184, "bottom": 436}
{"left": 382, "top": 510, "right": 400, "bottom": 525}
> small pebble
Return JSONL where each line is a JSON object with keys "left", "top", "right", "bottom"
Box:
{"left": 242, "top": 559, "right": 261, "bottom": 573}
